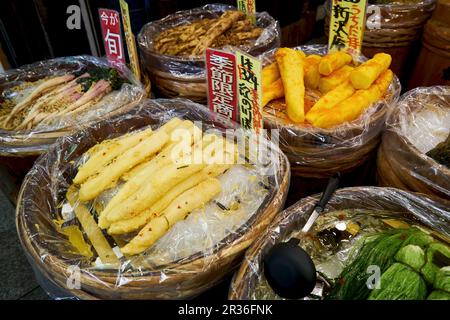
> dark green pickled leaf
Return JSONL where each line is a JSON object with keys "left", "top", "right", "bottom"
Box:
{"left": 76, "top": 67, "right": 129, "bottom": 92}
{"left": 326, "top": 228, "right": 408, "bottom": 300}
{"left": 426, "top": 133, "right": 450, "bottom": 168}
{"left": 421, "top": 243, "right": 450, "bottom": 284}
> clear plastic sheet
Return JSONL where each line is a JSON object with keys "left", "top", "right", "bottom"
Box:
{"left": 138, "top": 3, "right": 280, "bottom": 102}
{"left": 378, "top": 86, "right": 450, "bottom": 201}
{"left": 0, "top": 56, "right": 146, "bottom": 156}
{"left": 229, "top": 186, "right": 450, "bottom": 300}
{"left": 261, "top": 45, "right": 401, "bottom": 178}
{"left": 16, "top": 98, "right": 290, "bottom": 300}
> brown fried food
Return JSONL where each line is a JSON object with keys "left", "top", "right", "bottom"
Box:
{"left": 153, "top": 10, "right": 262, "bottom": 57}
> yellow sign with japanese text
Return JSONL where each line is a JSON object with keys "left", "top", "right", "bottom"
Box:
{"left": 328, "top": 0, "right": 367, "bottom": 57}
{"left": 236, "top": 51, "right": 263, "bottom": 133}
{"left": 119, "top": 0, "right": 141, "bottom": 81}
{"left": 237, "top": 0, "right": 256, "bottom": 24}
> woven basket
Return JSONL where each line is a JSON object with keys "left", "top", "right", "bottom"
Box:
{"left": 16, "top": 99, "right": 290, "bottom": 300}
{"left": 377, "top": 86, "right": 450, "bottom": 203}
{"left": 408, "top": 0, "right": 450, "bottom": 88}
{"left": 229, "top": 186, "right": 450, "bottom": 300}
{"left": 264, "top": 105, "right": 386, "bottom": 178}
{"left": 138, "top": 4, "right": 280, "bottom": 103}
{"left": 261, "top": 45, "right": 401, "bottom": 179}
{"left": 324, "top": 0, "right": 436, "bottom": 79}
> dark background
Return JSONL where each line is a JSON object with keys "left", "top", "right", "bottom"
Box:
{"left": 0, "top": 0, "right": 324, "bottom": 69}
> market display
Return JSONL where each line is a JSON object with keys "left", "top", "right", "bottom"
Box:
{"left": 4, "top": 0, "right": 450, "bottom": 303}
{"left": 138, "top": 4, "right": 279, "bottom": 102}
{"left": 16, "top": 99, "right": 289, "bottom": 299}
{"left": 230, "top": 187, "right": 450, "bottom": 300}
{"left": 378, "top": 86, "right": 450, "bottom": 201}
{"left": 262, "top": 48, "right": 393, "bottom": 128}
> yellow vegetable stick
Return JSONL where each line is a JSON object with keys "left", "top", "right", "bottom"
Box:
{"left": 309, "top": 91, "right": 376, "bottom": 128}
{"left": 66, "top": 186, "right": 118, "bottom": 264}
{"left": 54, "top": 219, "right": 93, "bottom": 258}
{"left": 100, "top": 163, "right": 205, "bottom": 228}
{"left": 296, "top": 50, "right": 306, "bottom": 59}
{"left": 101, "top": 131, "right": 218, "bottom": 225}
{"left": 318, "top": 65, "right": 354, "bottom": 94}
{"left": 275, "top": 47, "right": 305, "bottom": 123}
{"left": 121, "top": 120, "right": 200, "bottom": 181}
{"left": 306, "top": 80, "right": 355, "bottom": 123}
{"left": 73, "top": 127, "right": 154, "bottom": 185}
{"left": 374, "top": 69, "right": 394, "bottom": 97}
{"left": 121, "top": 178, "right": 222, "bottom": 255}
{"left": 262, "top": 62, "right": 280, "bottom": 89}
{"left": 88, "top": 117, "right": 180, "bottom": 158}
{"left": 350, "top": 53, "right": 392, "bottom": 89}
{"left": 100, "top": 135, "right": 223, "bottom": 227}
{"left": 78, "top": 130, "right": 169, "bottom": 201}
{"left": 306, "top": 54, "right": 321, "bottom": 61}
{"left": 74, "top": 118, "right": 182, "bottom": 185}
{"left": 107, "top": 164, "right": 231, "bottom": 235}
{"left": 304, "top": 55, "right": 321, "bottom": 89}
{"left": 262, "top": 78, "right": 284, "bottom": 107}
{"left": 310, "top": 69, "right": 393, "bottom": 128}
{"left": 100, "top": 125, "right": 199, "bottom": 223}
{"left": 319, "top": 51, "right": 352, "bottom": 76}
{"left": 262, "top": 50, "right": 309, "bottom": 107}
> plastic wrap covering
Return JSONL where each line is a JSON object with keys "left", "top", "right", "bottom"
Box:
{"left": 261, "top": 45, "right": 401, "bottom": 178}
{"left": 378, "top": 86, "right": 450, "bottom": 202}
{"left": 138, "top": 3, "right": 280, "bottom": 103}
{"left": 16, "top": 98, "right": 290, "bottom": 300}
{"left": 0, "top": 56, "right": 146, "bottom": 156}
{"left": 230, "top": 187, "right": 450, "bottom": 300}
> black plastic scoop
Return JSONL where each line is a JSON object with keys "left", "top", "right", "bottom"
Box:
{"left": 263, "top": 173, "right": 340, "bottom": 299}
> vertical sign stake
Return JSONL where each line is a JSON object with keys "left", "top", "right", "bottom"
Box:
{"left": 119, "top": 0, "right": 141, "bottom": 81}
{"left": 237, "top": 0, "right": 257, "bottom": 24}
{"left": 328, "top": 0, "right": 367, "bottom": 57}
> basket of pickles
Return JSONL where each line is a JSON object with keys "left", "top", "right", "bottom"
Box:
{"left": 261, "top": 45, "right": 401, "bottom": 178}
{"left": 230, "top": 187, "right": 450, "bottom": 300}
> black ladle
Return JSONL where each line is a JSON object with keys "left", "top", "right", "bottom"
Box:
{"left": 263, "top": 173, "right": 340, "bottom": 299}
